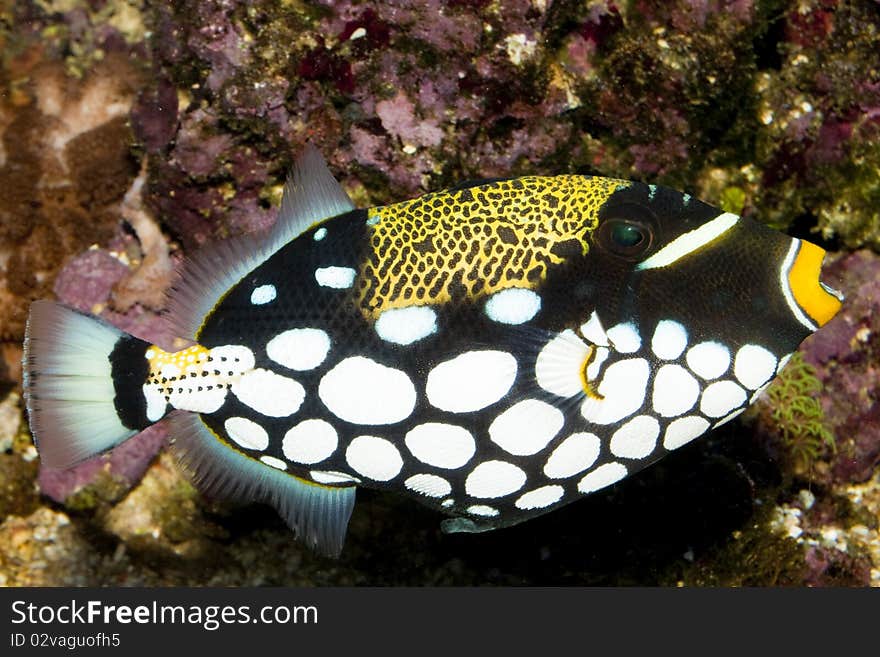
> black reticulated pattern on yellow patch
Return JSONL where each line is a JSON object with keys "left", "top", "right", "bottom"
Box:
{"left": 358, "top": 176, "right": 628, "bottom": 317}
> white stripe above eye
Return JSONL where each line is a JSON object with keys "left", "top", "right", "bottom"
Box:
{"left": 637, "top": 212, "right": 739, "bottom": 270}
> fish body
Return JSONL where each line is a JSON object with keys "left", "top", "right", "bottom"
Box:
{"left": 23, "top": 147, "right": 843, "bottom": 555}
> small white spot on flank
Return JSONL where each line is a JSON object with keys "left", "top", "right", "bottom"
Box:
{"left": 467, "top": 505, "right": 499, "bottom": 517}
{"left": 577, "top": 462, "right": 628, "bottom": 493}
{"left": 250, "top": 284, "right": 277, "bottom": 305}
{"left": 315, "top": 266, "right": 356, "bottom": 289}
{"left": 465, "top": 460, "right": 527, "bottom": 498}
{"left": 319, "top": 356, "right": 416, "bottom": 424}
{"left": 232, "top": 369, "right": 305, "bottom": 417}
{"left": 700, "top": 380, "right": 747, "bottom": 418}
{"left": 313, "top": 227, "right": 328, "bottom": 241}
{"left": 607, "top": 322, "right": 642, "bottom": 353}
{"left": 225, "top": 416, "right": 269, "bottom": 451}
{"left": 663, "top": 416, "right": 710, "bottom": 450}
{"left": 310, "top": 470, "right": 360, "bottom": 485}
{"left": 651, "top": 320, "right": 688, "bottom": 360}
{"left": 441, "top": 499, "right": 455, "bottom": 508}
{"left": 686, "top": 341, "right": 730, "bottom": 380}
{"left": 535, "top": 330, "right": 591, "bottom": 398}
{"left": 425, "top": 350, "right": 517, "bottom": 413}
{"left": 345, "top": 435, "right": 403, "bottom": 481}
{"left": 581, "top": 357, "right": 650, "bottom": 425}
{"left": 543, "top": 432, "right": 601, "bottom": 479}
{"left": 610, "top": 415, "right": 660, "bottom": 459}
{"left": 282, "top": 419, "right": 338, "bottom": 464}
{"left": 260, "top": 455, "right": 287, "bottom": 471}
{"left": 375, "top": 306, "right": 438, "bottom": 345}
{"left": 734, "top": 344, "right": 778, "bottom": 390}
{"left": 405, "top": 474, "right": 452, "bottom": 498}
{"left": 489, "top": 399, "right": 564, "bottom": 456}
{"left": 652, "top": 364, "right": 700, "bottom": 417}
{"left": 484, "top": 288, "right": 541, "bottom": 324}
{"left": 515, "top": 485, "right": 564, "bottom": 510}
{"left": 267, "top": 328, "right": 331, "bottom": 371}
{"left": 580, "top": 311, "right": 610, "bottom": 346}
{"left": 405, "top": 423, "right": 476, "bottom": 469}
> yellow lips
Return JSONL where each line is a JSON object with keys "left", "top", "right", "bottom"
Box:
{"left": 787, "top": 240, "right": 842, "bottom": 328}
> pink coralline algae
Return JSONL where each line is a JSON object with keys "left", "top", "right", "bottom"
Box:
{"left": 798, "top": 251, "right": 880, "bottom": 485}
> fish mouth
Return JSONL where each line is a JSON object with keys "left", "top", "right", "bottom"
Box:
{"left": 781, "top": 239, "right": 843, "bottom": 331}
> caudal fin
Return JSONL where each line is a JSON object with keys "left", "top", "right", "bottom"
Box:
{"left": 23, "top": 300, "right": 153, "bottom": 468}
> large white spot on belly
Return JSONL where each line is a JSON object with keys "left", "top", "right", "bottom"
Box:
{"left": 465, "top": 460, "right": 527, "bottom": 498}
{"left": 651, "top": 319, "right": 688, "bottom": 360}
{"left": 686, "top": 341, "right": 730, "bottom": 380}
{"left": 405, "top": 422, "right": 476, "bottom": 469}
{"left": 345, "top": 435, "right": 404, "bottom": 481}
{"left": 266, "top": 328, "right": 331, "bottom": 371}
{"left": 652, "top": 364, "right": 700, "bottom": 417}
{"left": 282, "top": 419, "right": 338, "bottom": 464}
{"left": 224, "top": 416, "right": 269, "bottom": 451}
{"left": 535, "top": 329, "right": 591, "bottom": 398}
{"left": 467, "top": 505, "right": 499, "bottom": 517}
{"left": 425, "top": 350, "right": 517, "bottom": 413}
{"left": 577, "top": 462, "right": 628, "bottom": 493}
{"left": 610, "top": 415, "right": 660, "bottom": 459}
{"left": 375, "top": 306, "right": 438, "bottom": 345}
{"left": 232, "top": 369, "right": 305, "bottom": 417}
{"left": 515, "top": 485, "right": 564, "bottom": 510}
{"left": 484, "top": 288, "right": 541, "bottom": 324}
{"left": 543, "top": 432, "right": 601, "bottom": 479}
{"left": 700, "top": 380, "right": 747, "bottom": 417}
{"left": 663, "top": 415, "right": 710, "bottom": 450}
{"left": 315, "top": 266, "right": 356, "bottom": 289}
{"left": 489, "top": 399, "right": 564, "bottom": 456}
{"left": 250, "top": 284, "right": 277, "bottom": 305}
{"left": 404, "top": 474, "right": 452, "bottom": 498}
{"left": 581, "top": 357, "right": 650, "bottom": 425}
{"left": 606, "top": 322, "right": 642, "bottom": 353}
{"left": 319, "top": 356, "right": 416, "bottom": 424}
{"left": 733, "top": 344, "right": 778, "bottom": 390}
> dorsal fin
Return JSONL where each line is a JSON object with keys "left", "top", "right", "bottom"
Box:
{"left": 164, "top": 145, "right": 356, "bottom": 340}
{"left": 167, "top": 412, "right": 356, "bottom": 557}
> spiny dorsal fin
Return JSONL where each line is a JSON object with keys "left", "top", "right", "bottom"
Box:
{"left": 167, "top": 412, "right": 356, "bottom": 557}
{"left": 164, "top": 145, "right": 356, "bottom": 340}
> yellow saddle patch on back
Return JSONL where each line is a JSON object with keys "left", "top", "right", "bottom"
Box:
{"left": 357, "top": 175, "right": 628, "bottom": 318}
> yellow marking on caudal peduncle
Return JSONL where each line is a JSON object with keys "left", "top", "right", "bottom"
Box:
{"left": 357, "top": 175, "right": 629, "bottom": 319}
{"left": 145, "top": 345, "right": 212, "bottom": 383}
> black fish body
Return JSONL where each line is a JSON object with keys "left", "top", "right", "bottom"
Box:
{"left": 22, "top": 146, "right": 843, "bottom": 555}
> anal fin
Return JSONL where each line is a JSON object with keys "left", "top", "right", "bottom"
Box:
{"left": 166, "top": 412, "right": 356, "bottom": 557}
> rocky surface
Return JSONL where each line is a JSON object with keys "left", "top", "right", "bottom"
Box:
{"left": 0, "top": 0, "right": 878, "bottom": 586}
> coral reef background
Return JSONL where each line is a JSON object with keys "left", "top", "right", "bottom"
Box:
{"left": 0, "top": 0, "right": 878, "bottom": 586}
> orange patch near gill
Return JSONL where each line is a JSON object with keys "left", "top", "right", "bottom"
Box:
{"left": 788, "top": 240, "right": 842, "bottom": 328}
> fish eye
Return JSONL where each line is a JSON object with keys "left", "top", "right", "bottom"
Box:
{"left": 596, "top": 219, "right": 653, "bottom": 258}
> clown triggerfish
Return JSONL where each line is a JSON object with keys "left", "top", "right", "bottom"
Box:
{"left": 23, "top": 146, "right": 843, "bottom": 556}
